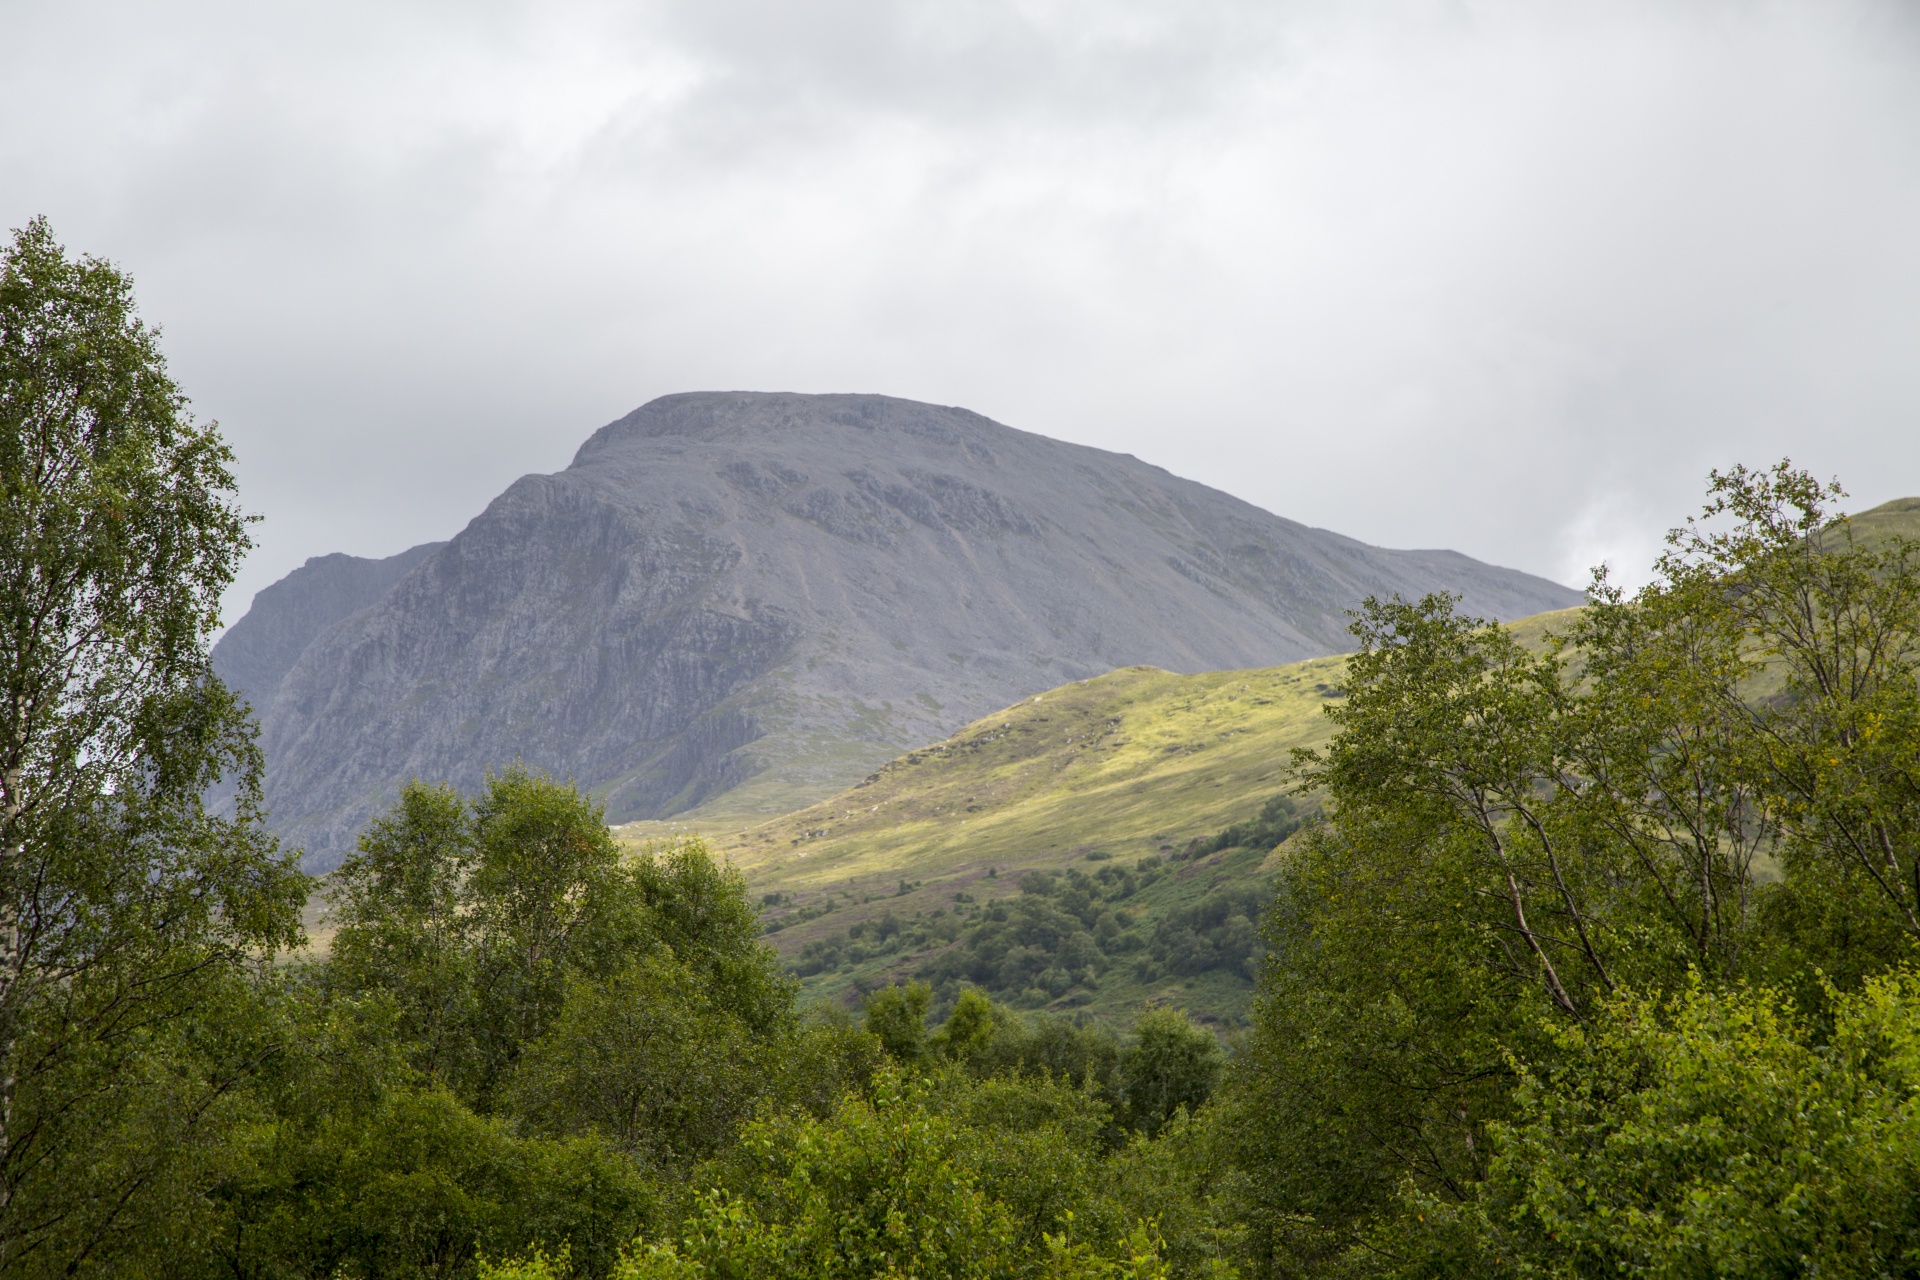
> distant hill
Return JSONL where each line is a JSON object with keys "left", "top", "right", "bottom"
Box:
{"left": 219, "top": 391, "right": 1581, "bottom": 870}
{"left": 656, "top": 602, "right": 1656, "bottom": 1027}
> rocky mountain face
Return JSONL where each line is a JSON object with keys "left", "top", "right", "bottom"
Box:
{"left": 214, "top": 542, "right": 445, "bottom": 713}
{"left": 218, "top": 392, "right": 1581, "bottom": 870}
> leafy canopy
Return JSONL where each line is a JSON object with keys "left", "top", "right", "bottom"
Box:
{"left": 0, "top": 216, "right": 306, "bottom": 1274}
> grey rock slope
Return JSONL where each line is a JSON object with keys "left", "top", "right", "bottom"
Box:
{"left": 213, "top": 542, "right": 445, "bottom": 712}
{"left": 242, "top": 392, "right": 1580, "bottom": 869}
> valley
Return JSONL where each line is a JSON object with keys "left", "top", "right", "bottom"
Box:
{"left": 232, "top": 398, "right": 1920, "bottom": 1031}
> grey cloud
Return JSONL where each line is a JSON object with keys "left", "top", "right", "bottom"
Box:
{"left": 3, "top": 0, "right": 1917, "bottom": 620}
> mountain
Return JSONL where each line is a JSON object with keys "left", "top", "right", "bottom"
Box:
{"left": 223, "top": 391, "right": 1581, "bottom": 870}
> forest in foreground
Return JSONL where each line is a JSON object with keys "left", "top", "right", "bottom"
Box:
{"left": 10, "top": 219, "right": 1920, "bottom": 1278}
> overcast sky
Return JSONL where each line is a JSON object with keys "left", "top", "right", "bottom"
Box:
{"left": 6, "top": 0, "right": 1919, "bottom": 621}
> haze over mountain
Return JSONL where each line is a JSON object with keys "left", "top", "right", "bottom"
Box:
{"left": 217, "top": 391, "right": 1581, "bottom": 870}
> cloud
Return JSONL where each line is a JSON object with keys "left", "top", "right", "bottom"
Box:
{"left": 4, "top": 0, "right": 1917, "bottom": 616}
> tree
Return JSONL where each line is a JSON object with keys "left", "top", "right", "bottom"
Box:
{"left": 1644, "top": 464, "right": 1920, "bottom": 987}
{"left": 507, "top": 957, "right": 767, "bottom": 1172}
{"left": 628, "top": 835, "right": 795, "bottom": 1036}
{"left": 330, "top": 777, "right": 797, "bottom": 1150}
{"left": 1226, "top": 596, "right": 1603, "bottom": 1268}
{"left": 929, "top": 986, "right": 999, "bottom": 1062}
{"left": 863, "top": 980, "right": 934, "bottom": 1066}
{"left": 1228, "top": 462, "right": 1920, "bottom": 1273}
{"left": 0, "top": 217, "right": 307, "bottom": 1270}
{"left": 325, "top": 781, "right": 478, "bottom": 1086}
{"left": 330, "top": 769, "right": 654, "bottom": 1108}
{"left": 464, "top": 768, "right": 653, "bottom": 1104}
{"left": 200, "top": 982, "right": 659, "bottom": 1280}
{"left": 493, "top": 1067, "right": 1186, "bottom": 1280}
{"left": 1119, "top": 1009, "right": 1221, "bottom": 1137}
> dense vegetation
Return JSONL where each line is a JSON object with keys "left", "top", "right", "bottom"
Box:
{"left": 787, "top": 796, "right": 1307, "bottom": 1020}
{"left": 12, "top": 219, "right": 1920, "bottom": 1276}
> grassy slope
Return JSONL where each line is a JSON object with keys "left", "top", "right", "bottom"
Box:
{"left": 719, "top": 659, "right": 1345, "bottom": 884}
{"left": 621, "top": 656, "right": 1349, "bottom": 1023}
{"left": 1842, "top": 496, "right": 1920, "bottom": 551}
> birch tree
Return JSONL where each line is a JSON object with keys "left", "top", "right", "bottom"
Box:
{"left": 0, "top": 218, "right": 305, "bottom": 1273}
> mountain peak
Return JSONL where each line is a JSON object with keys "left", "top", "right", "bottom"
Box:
{"left": 232, "top": 391, "right": 1582, "bottom": 869}
{"left": 570, "top": 391, "right": 1008, "bottom": 468}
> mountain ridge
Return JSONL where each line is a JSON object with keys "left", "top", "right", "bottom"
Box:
{"left": 214, "top": 541, "right": 445, "bottom": 713}
{"left": 219, "top": 391, "right": 1582, "bottom": 869}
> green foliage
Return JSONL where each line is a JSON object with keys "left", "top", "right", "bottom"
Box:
{"left": 0, "top": 217, "right": 308, "bottom": 1273}
{"left": 930, "top": 985, "right": 1001, "bottom": 1061}
{"left": 508, "top": 957, "right": 766, "bottom": 1171}
{"left": 1119, "top": 1010, "right": 1223, "bottom": 1138}
{"left": 329, "top": 775, "right": 792, "bottom": 1112}
{"left": 797, "top": 854, "right": 1272, "bottom": 1023}
{"left": 1227, "top": 605, "right": 1575, "bottom": 1265}
{"left": 1146, "top": 885, "right": 1267, "bottom": 985}
{"left": 1657, "top": 466, "right": 1920, "bottom": 976}
{"left": 762, "top": 1007, "right": 893, "bottom": 1122}
{"left": 865, "top": 985, "right": 1224, "bottom": 1150}
{"left": 465, "top": 769, "right": 656, "bottom": 1070}
{"left": 1382, "top": 973, "right": 1920, "bottom": 1277}
{"left": 200, "top": 977, "right": 655, "bottom": 1280}
{"left": 1183, "top": 795, "right": 1307, "bottom": 860}
{"left": 270, "top": 779, "right": 821, "bottom": 1276}
{"left": 964, "top": 1005, "right": 1124, "bottom": 1104}
{"left": 1101, "top": 1110, "right": 1245, "bottom": 1280}
{"left": 478, "top": 1248, "right": 576, "bottom": 1280}
{"left": 693, "top": 1071, "right": 1025, "bottom": 1279}
{"left": 632, "top": 838, "right": 796, "bottom": 1035}
{"left": 596, "top": 1066, "right": 1199, "bottom": 1280}
{"left": 326, "top": 782, "right": 478, "bottom": 1084}
{"left": 864, "top": 979, "right": 935, "bottom": 1064}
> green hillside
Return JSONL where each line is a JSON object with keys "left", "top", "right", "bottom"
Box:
{"left": 613, "top": 604, "right": 1610, "bottom": 1028}
{"left": 1841, "top": 495, "right": 1920, "bottom": 550}
{"left": 620, "top": 656, "right": 1350, "bottom": 1026}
